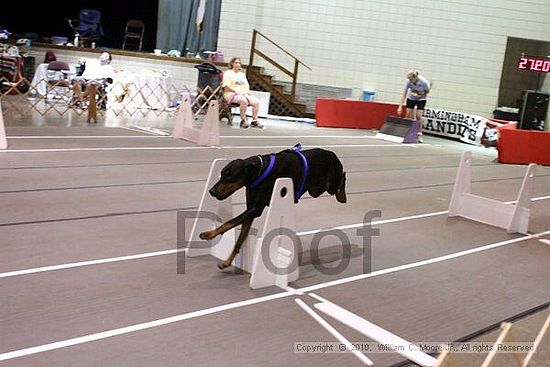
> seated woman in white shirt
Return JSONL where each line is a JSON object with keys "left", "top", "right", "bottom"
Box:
{"left": 222, "top": 57, "right": 263, "bottom": 128}
{"left": 72, "top": 52, "right": 115, "bottom": 109}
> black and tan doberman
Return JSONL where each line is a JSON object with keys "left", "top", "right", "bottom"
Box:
{"left": 200, "top": 145, "right": 347, "bottom": 269}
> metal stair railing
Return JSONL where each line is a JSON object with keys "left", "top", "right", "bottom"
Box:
{"left": 247, "top": 29, "right": 311, "bottom": 104}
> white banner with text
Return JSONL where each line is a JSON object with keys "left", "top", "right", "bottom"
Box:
{"left": 422, "top": 108, "right": 487, "bottom": 145}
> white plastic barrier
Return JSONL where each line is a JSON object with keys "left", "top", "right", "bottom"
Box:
{"left": 187, "top": 159, "right": 299, "bottom": 289}
{"left": 249, "top": 177, "right": 299, "bottom": 289}
{"left": 315, "top": 301, "right": 437, "bottom": 367}
{"left": 295, "top": 299, "right": 374, "bottom": 366}
{"left": 187, "top": 159, "right": 235, "bottom": 258}
{"left": 0, "top": 103, "right": 7, "bottom": 149}
{"left": 172, "top": 97, "right": 219, "bottom": 147}
{"left": 448, "top": 151, "right": 537, "bottom": 234}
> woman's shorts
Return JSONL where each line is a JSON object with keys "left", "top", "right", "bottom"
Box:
{"left": 406, "top": 99, "right": 427, "bottom": 110}
{"left": 227, "top": 93, "right": 260, "bottom": 106}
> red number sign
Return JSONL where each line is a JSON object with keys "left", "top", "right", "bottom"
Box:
{"left": 518, "top": 56, "right": 550, "bottom": 73}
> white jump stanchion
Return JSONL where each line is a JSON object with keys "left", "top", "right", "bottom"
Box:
{"left": 172, "top": 96, "right": 194, "bottom": 140}
{"left": 187, "top": 158, "right": 234, "bottom": 258}
{"left": 448, "top": 151, "right": 537, "bottom": 234}
{"left": 172, "top": 97, "right": 219, "bottom": 147}
{"left": 200, "top": 100, "right": 220, "bottom": 146}
{"left": 249, "top": 177, "right": 299, "bottom": 289}
{"left": 187, "top": 159, "right": 299, "bottom": 289}
{"left": 0, "top": 103, "right": 7, "bottom": 149}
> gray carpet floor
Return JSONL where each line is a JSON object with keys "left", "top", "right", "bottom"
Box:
{"left": 1, "top": 110, "right": 549, "bottom": 367}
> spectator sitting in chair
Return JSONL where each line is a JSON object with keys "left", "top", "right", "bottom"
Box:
{"left": 223, "top": 57, "right": 263, "bottom": 128}
{"left": 72, "top": 52, "right": 115, "bottom": 109}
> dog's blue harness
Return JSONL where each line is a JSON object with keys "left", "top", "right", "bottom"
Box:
{"left": 290, "top": 143, "right": 309, "bottom": 202}
{"left": 249, "top": 144, "right": 309, "bottom": 203}
{"left": 250, "top": 154, "right": 276, "bottom": 189}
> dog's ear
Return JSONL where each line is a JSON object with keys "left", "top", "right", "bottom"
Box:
{"left": 243, "top": 156, "right": 261, "bottom": 180}
{"left": 220, "top": 159, "right": 245, "bottom": 180}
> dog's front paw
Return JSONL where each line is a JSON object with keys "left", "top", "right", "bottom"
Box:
{"left": 199, "top": 231, "right": 216, "bottom": 240}
{"left": 217, "top": 261, "right": 231, "bottom": 270}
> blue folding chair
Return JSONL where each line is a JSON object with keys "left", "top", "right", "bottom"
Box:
{"left": 68, "top": 9, "right": 103, "bottom": 47}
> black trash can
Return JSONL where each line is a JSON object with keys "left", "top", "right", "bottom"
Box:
{"left": 195, "top": 62, "right": 223, "bottom": 92}
{"left": 194, "top": 62, "right": 224, "bottom": 113}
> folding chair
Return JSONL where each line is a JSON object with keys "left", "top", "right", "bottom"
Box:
{"left": 122, "top": 20, "right": 145, "bottom": 51}
{"left": 67, "top": 9, "right": 103, "bottom": 47}
{"left": 45, "top": 61, "right": 74, "bottom": 104}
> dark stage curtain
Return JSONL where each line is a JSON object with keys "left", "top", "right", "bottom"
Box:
{"left": 156, "top": 0, "right": 221, "bottom": 55}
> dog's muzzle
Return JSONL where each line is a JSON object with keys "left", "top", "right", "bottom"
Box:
{"left": 209, "top": 183, "right": 233, "bottom": 200}
{"left": 209, "top": 186, "right": 223, "bottom": 200}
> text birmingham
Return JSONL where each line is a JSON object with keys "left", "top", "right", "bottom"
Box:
{"left": 423, "top": 109, "right": 484, "bottom": 140}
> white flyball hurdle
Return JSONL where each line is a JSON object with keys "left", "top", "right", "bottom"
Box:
{"left": 172, "top": 96, "right": 220, "bottom": 147}
{"left": 187, "top": 159, "right": 299, "bottom": 289}
{"left": 448, "top": 151, "right": 537, "bottom": 234}
{"left": 0, "top": 103, "right": 7, "bottom": 149}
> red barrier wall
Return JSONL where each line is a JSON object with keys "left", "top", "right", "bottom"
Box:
{"left": 498, "top": 123, "right": 550, "bottom": 165}
{"left": 316, "top": 99, "right": 400, "bottom": 129}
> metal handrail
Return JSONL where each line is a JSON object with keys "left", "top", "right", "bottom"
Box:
{"left": 253, "top": 29, "right": 311, "bottom": 71}
{"left": 248, "top": 29, "right": 311, "bottom": 101}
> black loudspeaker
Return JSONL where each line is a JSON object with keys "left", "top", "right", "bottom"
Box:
{"left": 518, "top": 90, "right": 549, "bottom": 131}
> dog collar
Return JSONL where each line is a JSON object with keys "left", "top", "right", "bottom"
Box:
{"left": 249, "top": 154, "right": 275, "bottom": 189}
{"left": 291, "top": 143, "right": 309, "bottom": 202}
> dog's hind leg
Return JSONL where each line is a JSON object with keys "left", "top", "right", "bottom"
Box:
{"left": 335, "top": 172, "right": 347, "bottom": 203}
{"left": 218, "top": 218, "right": 253, "bottom": 269}
{"left": 307, "top": 184, "right": 325, "bottom": 198}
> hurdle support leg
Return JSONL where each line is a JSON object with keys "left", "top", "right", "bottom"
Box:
{"left": 172, "top": 98, "right": 220, "bottom": 147}
{"left": 186, "top": 158, "right": 235, "bottom": 258}
{"left": 0, "top": 102, "right": 7, "bottom": 149}
{"left": 197, "top": 100, "right": 220, "bottom": 147}
{"left": 172, "top": 96, "right": 195, "bottom": 141}
{"left": 448, "top": 151, "right": 537, "bottom": 234}
{"left": 249, "top": 178, "right": 299, "bottom": 289}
